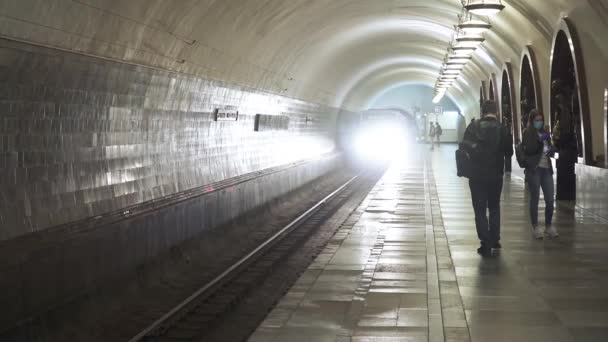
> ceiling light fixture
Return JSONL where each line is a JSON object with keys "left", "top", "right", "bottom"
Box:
{"left": 447, "top": 55, "right": 472, "bottom": 63}
{"left": 445, "top": 64, "right": 465, "bottom": 70}
{"left": 451, "top": 45, "right": 477, "bottom": 56}
{"left": 458, "top": 19, "right": 492, "bottom": 35}
{"left": 446, "top": 59, "right": 470, "bottom": 66}
{"left": 455, "top": 35, "right": 485, "bottom": 47}
{"left": 464, "top": 0, "right": 505, "bottom": 16}
{"left": 442, "top": 70, "right": 461, "bottom": 75}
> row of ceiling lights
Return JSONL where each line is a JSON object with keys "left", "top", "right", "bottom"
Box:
{"left": 432, "top": 0, "right": 506, "bottom": 103}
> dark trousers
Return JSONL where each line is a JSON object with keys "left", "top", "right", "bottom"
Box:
{"left": 469, "top": 178, "right": 504, "bottom": 246}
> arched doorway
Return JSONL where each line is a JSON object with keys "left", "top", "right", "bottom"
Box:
{"left": 489, "top": 79, "right": 495, "bottom": 101}
{"left": 501, "top": 64, "right": 516, "bottom": 172}
{"left": 501, "top": 63, "right": 517, "bottom": 140}
{"left": 520, "top": 46, "right": 543, "bottom": 139}
{"left": 479, "top": 81, "right": 487, "bottom": 119}
{"left": 550, "top": 18, "right": 592, "bottom": 200}
{"left": 604, "top": 89, "right": 608, "bottom": 168}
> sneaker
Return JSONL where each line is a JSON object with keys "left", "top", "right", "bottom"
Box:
{"left": 477, "top": 246, "right": 492, "bottom": 257}
{"left": 545, "top": 225, "right": 559, "bottom": 238}
{"left": 533, "top": 225, "right": 544, "bottom": 239}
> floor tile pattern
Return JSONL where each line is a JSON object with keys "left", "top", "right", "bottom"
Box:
{"left": 249, "top": 146, "right": 608, "bottom": 341}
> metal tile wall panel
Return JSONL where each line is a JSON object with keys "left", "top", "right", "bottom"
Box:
{"left": 0, "top": 155, "right": 342, "bottom": 331}
{"left": 0, "top": 39, "right": 343, "bottom": 240}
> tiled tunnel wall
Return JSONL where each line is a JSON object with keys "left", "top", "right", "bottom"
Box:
{"left": 0, "top": 154, "right": 342, "bottom": 332}
{"left": 0, "top": 38, "right": 343, "bottom": 241}
{"left": 0, "top": 38, "right": 350, "bottom": 331}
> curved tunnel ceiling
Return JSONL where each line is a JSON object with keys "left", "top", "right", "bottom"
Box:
{"left": 0, "top": 0, "right": 588, "bottom": 112}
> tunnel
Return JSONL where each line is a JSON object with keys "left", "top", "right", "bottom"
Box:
{"left": 1, "top": 1, "right": 608, "bottom": 341}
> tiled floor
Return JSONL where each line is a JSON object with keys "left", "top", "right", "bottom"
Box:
{"left": 248, "top": 145, "right": 608, "bottom": 342}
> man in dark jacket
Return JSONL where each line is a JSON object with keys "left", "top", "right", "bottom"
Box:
{"left": 462, "top": 100, "right": 514, "bottom": 256}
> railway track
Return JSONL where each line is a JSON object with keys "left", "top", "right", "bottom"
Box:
{"left": 128, "top": 169, "right": 381, "bottom": 342}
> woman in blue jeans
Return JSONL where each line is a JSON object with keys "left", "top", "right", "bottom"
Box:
{"left": 522, "top": 110, "right": 559, "bottom": 239}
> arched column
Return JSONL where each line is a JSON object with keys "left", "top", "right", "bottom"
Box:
{"left": 550, "top": 17, "right": 593, "bottom": 165}
{"left": 519, "top": 46, "right": 543, "bottom": 137}
{"left": 604, "top": 89, "right": 608, "bottom": 168}
{"left": 488, "top": 73, "right": 499, "bottom": 117}
{"left": 500, "top": 62, "right": 518, "bottom": 140}
{"left": 479, "top": 81, "right": 487, "bottom": 118}
{"left": 550, "top": 17, "right": 593, "bottom": 201}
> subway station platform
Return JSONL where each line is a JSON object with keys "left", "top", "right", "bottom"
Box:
{"left": 249, "top": 145, "right": 608, "bottom": 342}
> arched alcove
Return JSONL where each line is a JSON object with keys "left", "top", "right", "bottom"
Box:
{"left": 550, "top": 18, "right": 592, "bottom": 200}
{"left": 501, "top": 63, "right": 517, "bottom": 140}
{"left": 604, "top": 89, "right": 608, "bottom": 168}
{"left": 489, "top": 78, "right": 496, "bottom": 101}
{"left": 520, "top": 46, "right": 543, "bottom": 138}
{"left": 479, "top": 81, "right": 487, "bottom": 119}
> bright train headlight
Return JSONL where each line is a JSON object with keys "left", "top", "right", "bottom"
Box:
{"left": 353, "top": 122, "right": 408, "bottom": 163}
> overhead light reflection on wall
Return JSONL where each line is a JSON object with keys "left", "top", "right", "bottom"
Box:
{"left": 433, "top": 90, "right": 446, "bottom": 104}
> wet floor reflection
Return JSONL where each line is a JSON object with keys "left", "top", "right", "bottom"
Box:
{"left": 250, "top": 144, "right": 608, "bottom": 342}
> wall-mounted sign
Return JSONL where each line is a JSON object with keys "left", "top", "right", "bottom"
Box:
{"left": 214, "top": 108, "right": 239, "bottom": 121}
{"left": 434, "top": 106, "right": 443, "bottom": 115}
{"left": 254, "top": 114, "right": 290, "bottom": 132}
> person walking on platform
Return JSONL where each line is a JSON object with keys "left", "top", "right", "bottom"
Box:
{"left": 522, "top": 109, "right": 558, "bottom": 239}
{"left": 462, "top": 100, "right": 514, "bottom": 256}
{"left": 429, "top": 122, "right": 436, "bottom": 150}
{"left": 435, "top": 122, "right": 443, "bottom": 147}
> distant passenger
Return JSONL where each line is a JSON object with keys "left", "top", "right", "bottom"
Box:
{"left": 429, "top": 122, "right": 436, "bottom": 149}
{"left": 435, "top": 123, "right": 443, "bottom": 147}
{"left": 522, "top": 109, "right": 558, "bottom": 239}
{"left": 462, "top": 100, "right": 514, "bottom": 256}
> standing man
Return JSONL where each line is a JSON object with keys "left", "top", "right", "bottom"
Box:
{"left": 435, "top": 122, "right": 443, "bottom": 147}
{"left": 429, "top": 122, "right": 436, "bottom": 150}
{"left": 462, "top": 100, "right": 514, "bottom": 256}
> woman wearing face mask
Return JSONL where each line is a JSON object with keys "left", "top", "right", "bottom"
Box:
{"left": 522, "top": 109, "right": 559, "bottom": 239}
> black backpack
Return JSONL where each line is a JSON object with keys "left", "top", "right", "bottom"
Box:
{"left": 455, "top": 121, "right": 480, "bottom": 178}
{"left": 455, "top": 120, "right": 503, "bottom": 178}
{"left": 455, "top": 145, "right": 473, "bottom": 178}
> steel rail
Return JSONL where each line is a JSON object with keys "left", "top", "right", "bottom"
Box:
{"left": 128, "top": 173, "right": 360, "bottom": 342}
